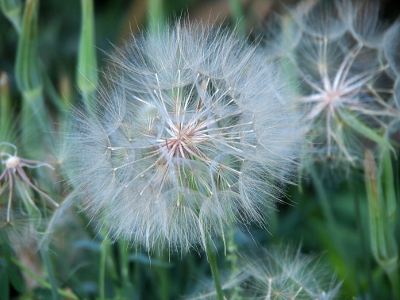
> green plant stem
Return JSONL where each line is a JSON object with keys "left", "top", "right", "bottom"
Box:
{"left": 388, "top": 268, "right": 400, "bottom": 300}
{"left": 78, "top": 0, "right": 98, "bottom": 111}
{"left": 99, "top": 234, "right": 110, "bottom": 300}
{"left": 205, "top": 237, "right": 224, "bottom": 300}
{"left": 155, "top": 254, "right": 169, "bottom": 300}
{"left": 309, "top": 167, "right": 340, "bottom": 248}
{"left": 118, "top": 240, "right": 130, "bottom": 290}
{"left": 148, "top": 0, "right": 164, "bottom": 35}
{"left": 228, "top": 0, "right": 246, "bottom": 37}
{"left": 12, "top": 258, "right": 78, "bottom": 300}
{"left": 133, "top": 253, "right": 142, "bottom": 297}
{"left": 309, "top": 166, "right": 358, "bottom": 294}
{"left": 349, "top": 177, "right": 374, "bottom": 296}
{"left": 39, "top": 247, "right": 59, "bottom": 300}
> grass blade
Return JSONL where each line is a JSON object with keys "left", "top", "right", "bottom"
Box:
{"left": 77, "top": 0, "right": 98, "bottom": 111}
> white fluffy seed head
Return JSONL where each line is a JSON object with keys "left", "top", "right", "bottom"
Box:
{"left": 267, "top": 0, "right": 400, "bottom": 168}
{"left": 241, "top": 245, "right": 341, "bottom": 300}
{"left": 63, "top": 22, "right": 305, "bottom": 253}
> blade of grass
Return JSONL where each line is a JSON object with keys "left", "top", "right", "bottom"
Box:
{"left": 0, "top": 259, "right": 10, "bottom": 300}
{"left": 118, "top": 239, "right": 132, "bottom": 294}
{"left": 15, "top": 0, "right": 42, "bottom": 98}
{"left": 205, "top": 236, "right": 224, "bottom": 300}
{"left": 339, "top": 109, "right": 395, "bottom": 153}
{"left": 364, "top": 149, "right": 399, "bottom": 299}
{"left": 228, "top": 0, "right": 246, "bottom": 37}
{"left": 99, "top": 232, "right": 110, "bottom": 300}
{"left": 11, "top": 257, "right": 79, "bottom": 300}
{"left": 0, "top": 0, "right": 22, "bottom": 33}
{"left": 78, "top": 0, "right": 98, "bottom": 111}
{"left": 15, "top": 0, "right": 53, "bottom": 154}
{"left": 147, "top": 0, "right": 164, "bottom": 36}
{"left": 40, "top": 248, "right": 59, "bottom": 300}
{"left": 0, "top": 72, "right": 16, "bottom": 143}
{"left": 1, "top": 241, "right": 25, "bottom": 295}
{"left": 348, "top": 176, "right": 375, "bottom": 296}
{"left": 3, "top": 0, "right": 65, "bottom": 114}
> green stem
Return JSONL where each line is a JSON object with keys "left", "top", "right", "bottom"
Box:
{"left": 99, "top": 234, "right": 110, "bottom": 300}
{"left": 309, "top": 166, "right": 358, "bottom": 294}
{"left": 155, "top": 254, "right": 169, "bottom": 300}
{"left": 228, "top": 0, "right": 246, "bottom": 37}
{"left": 118, "top": 240, "right": 130, "bottom": 290}
{"left": 388, "top": 268, "right": 400, "bottom": 300}
{"left": 309, "top": 167, "right": 340, "bottom": 247}
{"left": 205, "top": 237, "right": 224, "bottom": 300}
{"left": 349, "top": 177, "right": 374, "bottom": 296}
{"left": 147, "top": 0, "right": 164, "bottom": 35}
{"left": 40, "top": 248, "right": 59, "bottom": 300}
{"left": 12, "top": 258, "right": 78, "bottom": 300}
{"left": 133, "top": 253, "right": 142, "bottom": 297}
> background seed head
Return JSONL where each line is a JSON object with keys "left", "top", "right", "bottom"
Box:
{"left": 241, "top": 245, "right": 341, "bottom": 300}
{"left": 185, "top": 244, "right": 341, "bottom": 300}
{"left": 263, "top": 0, "right": 400, "bottom": 169}
{"left": 63, "top": 22, "right": 305, "bottom": 252}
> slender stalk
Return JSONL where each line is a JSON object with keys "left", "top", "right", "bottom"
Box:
{"left": 147, "top": 0, "right": 164, "bottom": 36}
{"left": 309, "top": 167, "right": 340, "bottom": 248}
{"left": 12, "top": 258, "right": 78, "bottom": 300}
{"left": 309, "top": 166, "right": 358, "bottom": 294}
{"left": 99, "top": 233, "right": 110, "bottom": 300}
{"left": 78, "top": 0, "right": 98, "bottom": 111}
{"left": 365, "top": 149, "right": 399, "bottom": 299}
{"left": 205, "top": 237, "right": 224, "bottom": 300}
{"left": 388, "top": 268, "right": 400, "bottom": 300}
{"left": 40, "top": 248, "right": 59, "bottom": 300}
{"left": 133, "top": 252, "right": 142, "bottom": 297}
{"left": 118, "top": 240, "right": 130, "bottom": 291}
{"left": 155, "top": 254, "right": 170, "bottom": 300}
{"left": 349, "top": 177, "right": 374, "bottom": 296}
{"left": 228, "top": 0, "right": 246, "bottom": 37}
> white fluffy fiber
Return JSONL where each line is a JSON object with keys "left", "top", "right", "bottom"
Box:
{"left": 62, "top": 22, "right": 304, "bottom": 252}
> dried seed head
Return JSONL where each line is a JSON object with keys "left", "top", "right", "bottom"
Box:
{"left": 265, "top": 0, "right": 400, "bottom": 168}
{"left": 5, "top": 156, "right": 20, "bottom": 169}
{"left": 241, "top": 245, "right": 341, "bottom": 300}
{"left": 63, "top": 22, "right": 305, "bottom": 252}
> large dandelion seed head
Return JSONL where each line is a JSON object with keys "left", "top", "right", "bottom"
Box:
{"left": 63, "top": 22, "right": 304, "bottom": 252}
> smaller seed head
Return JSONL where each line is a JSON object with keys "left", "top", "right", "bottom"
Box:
{"left": 5, "top": 156, "right": 20, "bottom": 169}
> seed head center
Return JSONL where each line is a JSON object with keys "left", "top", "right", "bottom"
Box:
{"left": 326, "top": 90, "right": 342, "bottom": 105}
{"left": 5, "top": 156, "right": 20, "bottom": 169}
{"left": 163, "top": 122, "right": 207, "bottom": 159}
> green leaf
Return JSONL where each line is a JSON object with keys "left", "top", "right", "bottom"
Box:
{"left": 1, "top": 243, "right": 25, "bottom": 294}
{"left": 77, "top": 0, "right": 98, "bottom": 110}
{"left": 228, "top": 0, "right": 246, "bottom": 37}
{"left": 0, "top": 72, "right": 16, "bottom": 143}
{"left": 0, "top": 258, "right": 10, "bottom": 300}
{"left": 147, "top": 0, "right": 164, "bottom": 36}
{"left": 12, "top": 257, "right": 79, "bottom": 300}
{"left": 379, "top": 147, "right": 397, "bottom": 229}
{"left": 0, "top": 0, "right": 22, "bottom": 33}
{"left": 339, "top": 109, "right": 395, "bottom": 153}
{"left": 15, "top": 0, "right": 42, "bottom": 94}
{"left": 364, "top": 149, "right": 398, "bottom": 274}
